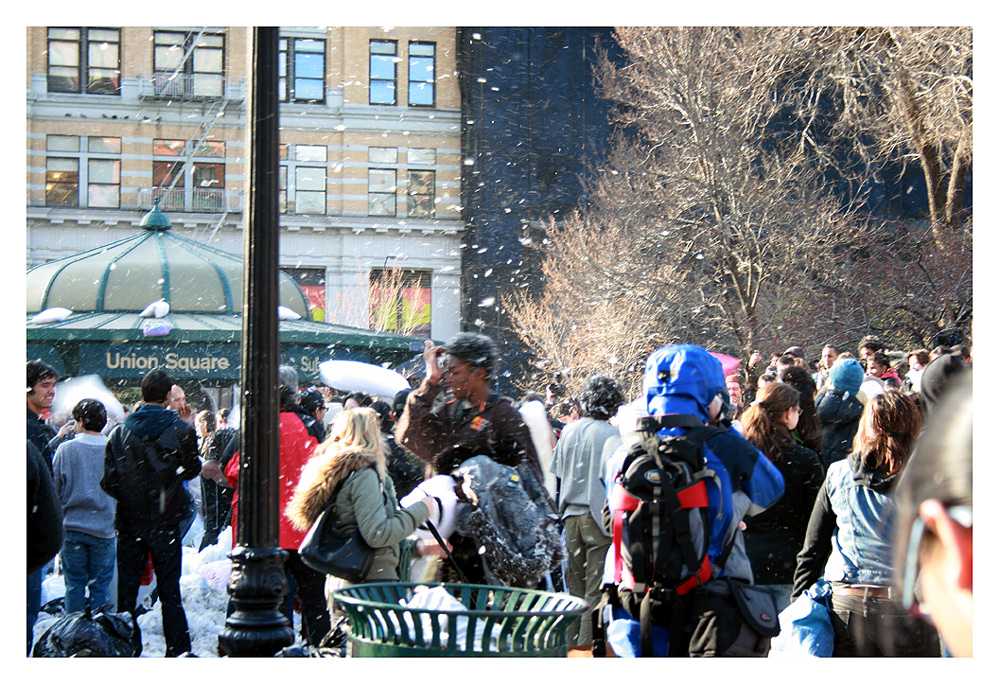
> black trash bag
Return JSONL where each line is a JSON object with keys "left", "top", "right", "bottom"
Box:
{"left": 32, "top": 609, "right": 142, "bottom": 657}
{"left": 39, "top": 597, "right": 65, "bottom": 617}
{"left": 274, "top": 617, "right": 348, "bottom": 658}
{"left": 454, "top": 455, "right": 565, "bottom": 589}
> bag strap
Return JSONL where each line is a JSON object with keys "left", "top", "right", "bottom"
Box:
{"left": 328, "top": 464, "right": 379, "bottom": 512}
{"left": 591, "top": 585, "right": 617, "bottom": 657}
{"left": 425, "top": 520, "right": 470, "bottom": 585}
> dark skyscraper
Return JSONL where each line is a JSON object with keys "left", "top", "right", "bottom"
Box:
{"left": 458, "top": 27, "right": 623, "bottom": 393}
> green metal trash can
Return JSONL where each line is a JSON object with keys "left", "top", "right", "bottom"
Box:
{"left": 329, "top": 582, "right": 588, "bottom": 657}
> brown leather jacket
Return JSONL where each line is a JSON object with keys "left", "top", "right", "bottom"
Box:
{"left": 395, "top": 379, "right": 551, "bottom": 507}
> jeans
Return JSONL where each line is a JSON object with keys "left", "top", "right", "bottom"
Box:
{"left": 830, "top": 592, "right": 941, "bottom": 657}
{"left": 117, "top": 526, "right": 191, "bottom": 657}
{"left": 60, "top": 530, "right": 116, "bottom": 614}
{"left": 759, "top": 583, "right": 794, "bottom": 616}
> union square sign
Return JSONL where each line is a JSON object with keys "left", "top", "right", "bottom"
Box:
{"left": 77, "top": 343, "right": 348, "bottom": 384}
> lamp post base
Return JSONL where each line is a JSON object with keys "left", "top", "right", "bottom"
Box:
{"left": 218, "top": 546, "right": 294, "bottom": 657}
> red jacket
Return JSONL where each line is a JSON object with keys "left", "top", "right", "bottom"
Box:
{"left": 224, "top": 411, "right": 320, "bottom": 549}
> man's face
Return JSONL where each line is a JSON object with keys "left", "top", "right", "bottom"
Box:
{"left": 821, "top": 347, "right": 837, "bottom": 369}
{"left": 27, "top": 376, "right": 57, "bottom": 414}
{"left": 168, "top": 386, "right": 187, "bottom": 410}
{"left": 727, "top": 381, "right": 743, "bottom": 405}
{"left": 443, "top": 357, "right": 483, "bottom": 400}
{"left": 860, "top": 346, "right": 876, "bottom": 364}
{"left": 556, "top": 408, "right": 579, "bottom": 424}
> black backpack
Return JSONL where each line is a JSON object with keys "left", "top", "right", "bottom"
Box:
{"left": 599, "top": 414, "right": 726, "bottom": 656}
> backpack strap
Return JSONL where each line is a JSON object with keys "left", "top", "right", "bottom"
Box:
{"left": 608, "top": 482, "right": 637, "bottom": 584}
{"left": 591, "top": 583, "right": 619, "bottom": 656}
{"left": 697, "top": 430, "right": 740, "bottom": 574}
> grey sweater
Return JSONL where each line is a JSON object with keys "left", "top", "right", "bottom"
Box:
{"left": 53, "top": 433, "right": 116, "bottom": 539}
{"left": 550, "top": 417, "right": 621, "bottom": 533}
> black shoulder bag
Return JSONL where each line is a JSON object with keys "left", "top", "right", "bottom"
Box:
{"left": 298, "top": 468, "right": 376, "bottom": 583}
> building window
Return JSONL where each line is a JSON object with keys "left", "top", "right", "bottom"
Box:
{"left": 45, "top": 134, "right": 121, "bottom": 208}
{"left": 153, "top": 30, "right": 225, "bottom": 98}
{"left": 369, "top": 40, "right": 397, "bottom": 105}
{"left": 48, "top": 28, "right": 121, "bottom": 95}
{"left": 369, "top": 268, "right": 432, "bottom": 338}
{"left": 46, "top": 158, "right": 78, "bottom": 207}
{"left": 47, "top": 27, "right": 121, "bottom": 95}
{"left": 407, "top": 148, "right": 436, "bottom": 165}
{"left": 87, "top": 137, "right": 122, "bottom": 207}
{"left": 368, "top": 169, "right": 397, "bottom": 216}
{"left": 369, "top": 147, "right": 397, "bottom": 165}
{"left": 279, "top": 144, "right": 327, "bottom": 214}
{"left": 407, "top": 170, "right": 435, "bottom": 218}
{"left": 279, "top": 37, "right": 326, "bottom": 103}
{"left": 152, "top": 138, "right": 225, "bottom": 211}
{"left": 408, "top": 42, "right": 435, "bottom": 107}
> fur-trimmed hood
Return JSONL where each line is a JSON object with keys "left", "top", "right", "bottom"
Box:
{"left": 285, "top": 447, "right": 385, "bottom": 532}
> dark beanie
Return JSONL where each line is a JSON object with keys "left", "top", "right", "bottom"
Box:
{"left": 921, "top": 353, "right": 968, "bottom": 408}
{"left": 392, "top": 388, "right": 411, "bottom": 416}
{"left": 784, "top": 345, "right": 806, "bottom": 359}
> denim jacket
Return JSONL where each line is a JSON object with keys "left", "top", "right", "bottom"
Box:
{"left": 792, "top": 451, "right": 897, "bottom": 597}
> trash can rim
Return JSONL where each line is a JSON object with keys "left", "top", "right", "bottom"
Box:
{"left": 329, "top": 581, "right": 588, "bottom": 617}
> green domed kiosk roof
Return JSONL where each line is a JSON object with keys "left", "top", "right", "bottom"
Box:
{"left": 27, "top": 199, "right": 309, "bottom": 317}
{"left": 27, "top": 201, "right": 425, "bottom": 376}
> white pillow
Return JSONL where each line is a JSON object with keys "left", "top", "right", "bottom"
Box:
{"left": 278, "top": 305, "right": 302, "bottom": 321}
{"left": 30, "top": 307, "right": 73, "bottom": 324}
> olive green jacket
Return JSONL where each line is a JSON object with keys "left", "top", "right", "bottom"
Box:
{"left": 286, "top": 448, "right": 430, "bottom": 581}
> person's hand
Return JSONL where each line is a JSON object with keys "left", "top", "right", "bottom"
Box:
{"left": 421, "top": 495, "right": 439, "bottom": 521}
{"left": 55, "top": 420, "right": 76, "bottom": 440}
{"left": 422, "top": 340, "right": 446, "bottom": 387}
{"left": 748, "top": 351, "right": 763, "bottom": 369}
{"left": 175, "top": 403, "right": 194, "bottom": 423}
{"left": 415, "top": 537, "right": 452, "bottom": 558}
{"left": 201, "top": 459, "right": 227, "bottom": 485}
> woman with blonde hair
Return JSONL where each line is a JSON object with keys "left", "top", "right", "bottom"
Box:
{"left": 741, "top": 383, "right": 825, "bottom": 612}
{"left": 286, "top": 408, "right": 438, "bottom": 615}
{"left": 792, "top": 390, "right": 940, "bottom": 656}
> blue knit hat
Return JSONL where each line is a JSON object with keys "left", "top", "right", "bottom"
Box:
{"left": 828, "top": 358, "right": 864, "bottom": 396}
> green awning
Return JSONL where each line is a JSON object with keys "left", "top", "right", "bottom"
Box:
{"left": 27, "top": 310, "right": 422, "bottom": 348}
{"left": 26, "top": 311, "right": 425, "bottom": 365}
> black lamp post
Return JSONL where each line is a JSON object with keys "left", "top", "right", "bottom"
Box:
{"left": 217, "top": 27, "right": 294, "bottom": 657}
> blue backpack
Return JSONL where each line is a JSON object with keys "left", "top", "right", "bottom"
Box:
{"left": 601, "top": 414, "right": 725, "bottom": 656}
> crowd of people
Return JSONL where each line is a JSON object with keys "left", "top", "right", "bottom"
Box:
{"left": 26, "top": 330, "right": 973, "bottom": 658}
